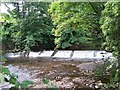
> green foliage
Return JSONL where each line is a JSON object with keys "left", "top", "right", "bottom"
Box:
{"left": 99, "top": 2, "right": 120, "bottom": 87}
{"left": 18, "top": 80, "right": 34, "bottom": 88}
{"left": 1, "top": 2, "right": 104, "bottom": 50}
{"left": 100, "top": 2, "right": 120, "bottom": 56}
{"left": 0, "top": 64, "right": 34, "bottom": 88}
{"left": 1, "top": 2, "right": 54, "bottom": 51}
{"left": 0, "top": 13, "right": 17, "bottom": 50}
{"left": 43, "top": 78, "right": 49, "bottom": 84}
{"left": 94, "top": 63, "right": 108, "bottom": 79}
{"left": 42, "top": 78, "right": 58, "bottom": 90}
{"left": 14, "top": 2, "right": 54, "bottom": 51}
{"left": 101, "top": 1, "right": 120, "bottom": 70}
{"left": 1, "top": 67, "right": 10, "bottom": 75}
{"left": 0, "top": 56, "right": 7, "bottom": 62}
{"left": 9, "top": 75, "right": 17, "bottom": 84}
{"left": 0, "top": 50, "right": 34, "bottom": 88}
{"left": 49, "top": 2, "right": 103, "bottom": 49}
{"left": 94, "top": 58, "right": 120, "bottom": 90}
{"left": 106, "top": 58, "right": 120, "bottom": 89}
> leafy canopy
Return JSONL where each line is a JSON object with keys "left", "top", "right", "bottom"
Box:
{"left": 49, "top": 1, "right": 103, "bottom": 49}
{"left": 1, "top": 2, "right": 54, "bottom": 51}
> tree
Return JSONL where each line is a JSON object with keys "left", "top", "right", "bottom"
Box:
{"left": 0, "top": 12, "right": 17, "bottom": 51}
{"left": 100, "top": 2, "right": 120, "bottom": 59}
{"left": 49, "top": 1, "right": 104, "bottom": 49}
{"left": 15, "top": 2, "right": 54, "bottom": 51}
{"left": 100, "top": 1, "right": 120, "bottom": 89}
{"left": 1, "top": 2, "right": 55, "bottom": 51}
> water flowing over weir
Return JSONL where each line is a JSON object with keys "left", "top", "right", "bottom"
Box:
{"left": 4, "top": 50, "right": 113, "bottom": 61}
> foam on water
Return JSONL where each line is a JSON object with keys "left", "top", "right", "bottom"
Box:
{"left": 53, "top": 50, "right": 72, "bottom": 58}
{"left": 29, "top": 52, "right": 40, "bottom": 57}
{"left": 39, "top": 51, "right": 54, "bottom": 57}
{"left": 72, "top": 51, "right": 86, "bottom": 58}
{"left": 5, "top": 53, "right": 21, "bottom": 58}
{"left": 5, "top": 50, "right": 113, "bottom": 61}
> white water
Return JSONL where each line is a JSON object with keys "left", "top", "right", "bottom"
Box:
{"left": 5, "top": 53, "right": 21, "bottom": 58}
{"left": 5, "top": 50, "right": 113, "bottom": 61}
{"left": 29, "top": 52, "right": 40, "bottom": 58}
{"left": 72, "top": 51, "right": 93, "bottom": 59}
{"left": 53, "top": 50, "right": 72, "bottom": 58}
{"left": 39, "top": 51, "right": 54, "bottom": 57}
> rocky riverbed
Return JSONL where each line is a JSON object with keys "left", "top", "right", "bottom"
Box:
{"left": 5, "top": 59, "right": 106, "bottom": 89}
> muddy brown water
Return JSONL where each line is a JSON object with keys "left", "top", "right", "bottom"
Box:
{"left": 4, "top": 57, "right": 97, "bottom": 89}
{"left": 5, "top": 58, "right": 84, "bottom": 79}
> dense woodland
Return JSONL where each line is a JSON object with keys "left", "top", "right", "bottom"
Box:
{"left": 1, "top": 2, "right": 104, "bottom": 51}
{"left": 0, "top": 1, "right": 120, "bottom": 89}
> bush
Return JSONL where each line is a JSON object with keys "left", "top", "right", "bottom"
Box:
{"left": 98, "top": 1, "right": 120, "bottom": 89}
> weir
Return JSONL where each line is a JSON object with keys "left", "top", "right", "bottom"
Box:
{"left": 4, "top": 50, "right": 113, "bottom": 61}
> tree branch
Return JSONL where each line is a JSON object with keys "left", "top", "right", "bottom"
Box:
{"left": 89, "top": 2, "right": 99, "bottom": 15}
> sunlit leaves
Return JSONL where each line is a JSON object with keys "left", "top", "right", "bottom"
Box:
{"left": 1, "top": 67, "right": 10, "bottom": 75}
{"left": 100, "top": 1, "right": 120, "bottom": 89}
{"left": 49, "top": 2, "right": 101, "bottom": 49}
{"left": 100, "top": 2, "right": 120, "bottom": 54}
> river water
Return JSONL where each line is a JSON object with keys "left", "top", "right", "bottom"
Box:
{"left": 4, "top": 57, "right": 101, "bottom": 89}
